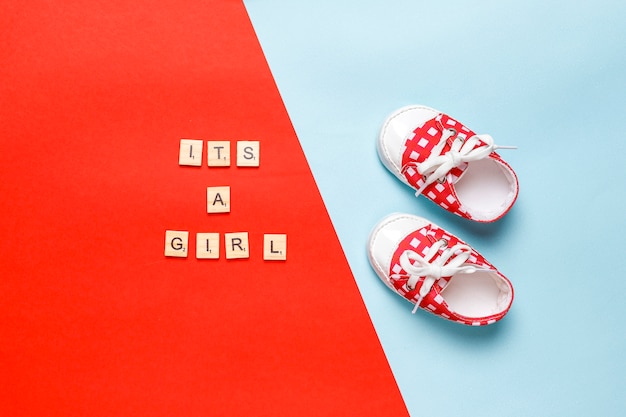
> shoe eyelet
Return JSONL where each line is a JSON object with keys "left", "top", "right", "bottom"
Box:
{"left": 437, "top": 176, "right": 447, "bottom": 184}
{"left": 447, "top": 128, "right": 457, "bottom": 137}
{"left": 438, "top": 238, "right": 448, "bottom": 248}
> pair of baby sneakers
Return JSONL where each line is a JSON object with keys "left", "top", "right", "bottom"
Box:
{"left": 368, "top": 105, "right": 518, "bottom": 326}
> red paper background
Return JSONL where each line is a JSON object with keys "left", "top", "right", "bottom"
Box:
{"left": 0, "top": 1, "right": 407, "bottom": 415}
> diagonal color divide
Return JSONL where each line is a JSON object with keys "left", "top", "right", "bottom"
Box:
{"left": 0, "top": 1, "right": 407, "bottom": 415}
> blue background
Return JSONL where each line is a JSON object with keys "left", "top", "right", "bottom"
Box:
{"left": 244, "top": 1, "right": 626, "bottom": 415}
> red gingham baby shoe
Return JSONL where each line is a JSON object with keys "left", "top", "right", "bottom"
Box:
{"left": 378, "top": 105, "right": 519, "bottom": 222}
{"left": 367, "top": 213, "right": 513, "bottom": 326}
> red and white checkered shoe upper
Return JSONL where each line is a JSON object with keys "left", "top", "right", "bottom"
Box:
{"left": 378, "top": 106, "right": 519, "bottom": 222}
{"left": 368, "top": 213, "right": 514, "bottom": 326}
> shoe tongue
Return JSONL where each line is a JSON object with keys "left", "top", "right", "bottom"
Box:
{"left": 402, "top": 114, "right": 477, "bottom": 178}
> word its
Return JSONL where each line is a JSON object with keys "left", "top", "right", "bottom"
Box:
{"left": 179, "top": 140, "right": 260, "bottom": 167}
{"left": 165, "top": 230, "right": 287, "bottom": 261}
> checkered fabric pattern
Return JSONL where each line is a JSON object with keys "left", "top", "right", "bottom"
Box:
{"left": 400, "top": 113, "right": 513, "bottom": 221}
{"left": 388, "top": 223, "right": 509, "bottom": 326}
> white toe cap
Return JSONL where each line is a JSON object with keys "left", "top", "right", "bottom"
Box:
{"left": 377, "top": 105, "right": 439, "bottom": 178}
{"left": 367, "top": 213, "right": 431, "bottom": 285}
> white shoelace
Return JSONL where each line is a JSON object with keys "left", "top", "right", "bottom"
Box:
{"left": 390, "top": 240, "right": 494, "bottom": 313}
{"left": 401, "top": 124, "right": 516, "bottom": 195}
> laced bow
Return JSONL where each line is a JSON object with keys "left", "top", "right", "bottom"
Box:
{"left": 391, "top": 239, "right": 493, "bottom": 313}
{"left": 402, "top": 121, "right": 516, "bottom": 195}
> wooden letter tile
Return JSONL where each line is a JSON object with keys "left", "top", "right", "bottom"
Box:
{"left": 179, "top": 139, "right": 203, "bottom": 166}
{"left": 196, "top": 232, "right": 220, "bottom": 259}
{"left": 207, "top": 141, "right": 231, "bottom": 167}
{"left": 236, "top": 141, "right": 260, "bottom": 167}
{"left": 165, "top": 230, "right": 189, "bottom": 257}
{"left": 225, "top": 232, "right": 249, "bottom": 259}
{"left": 207, "top": 186, "right": 230, "bottom": 213}
{"left": 263, "top": 234, "right": 287, "bottom": 261}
